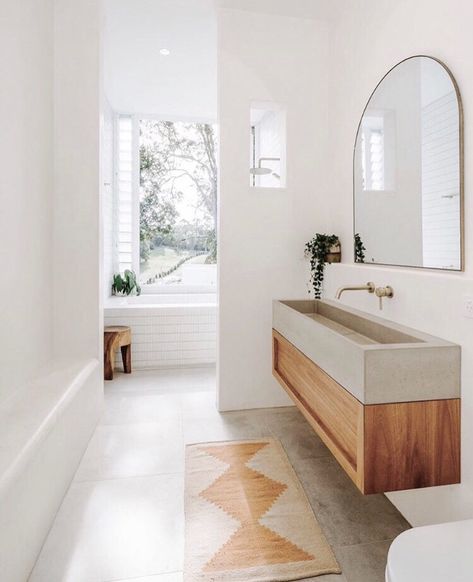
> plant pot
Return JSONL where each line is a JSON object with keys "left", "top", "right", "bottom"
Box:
{"left": 326, "top": 243, "right": 341, "bottom": 264}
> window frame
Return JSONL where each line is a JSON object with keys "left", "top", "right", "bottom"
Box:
{"left": 360, "top": 109, "right": 396, "bottom": 194}
{"left": 113, "top": 112, "right": 218, "bottom": 295}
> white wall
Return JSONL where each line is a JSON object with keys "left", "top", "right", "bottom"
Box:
{"left": 0, "top": 0, "right": 102, "bottom": 393}
{"left": 0, "top": 0, "right": 54, "bottom": 402}
{"left": 53, "top": 0, "right": 103, "bottom": 361}
{"left": 103, "top": 100, "right": 115, "bottom": 298}
{"left": 217, "top": 0, "right": 343, "bottom": 21}
{"left": 324, "top": 0, "right": 473, "bottom": 526}
{"left": 217, "top": 9, "right": 331, "bottom": 410}
{"left": 0, "top": 2, "right": 103, "bottom": 577}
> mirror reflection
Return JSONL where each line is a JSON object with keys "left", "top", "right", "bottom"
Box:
{"left": 354, "top": 56, "right": 462, "bottom": 270}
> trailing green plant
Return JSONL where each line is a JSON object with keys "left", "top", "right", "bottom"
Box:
{"left": 112, "top": 270, "right": 141, "bottom": 296}
{"left": 354, "top": 233, "right": 366, "bottom": 263}
{"left": 305, "top": 234, "right": 340, "bottom": 299}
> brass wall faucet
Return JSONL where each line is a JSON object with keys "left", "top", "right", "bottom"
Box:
{"left": 335, "top": 282, "right": 375, "bottom": 299}
{"left": 335, "top": 282, "right": 394, "bottom": 310}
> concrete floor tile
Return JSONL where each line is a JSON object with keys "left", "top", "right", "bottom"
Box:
{"left": 31, "top": 368, "right": 408, "bottom": 582}
{"left": 29, "top": 474, "right": 184, "bottom": 582}
{"left": 293, "top": 456, "right": 410, "bottom": 546}
{"left": 335, "top": 539, "right": 393, "bottom": 582}
{"left": 75, "top": 421, "right": 184, "bottom": 482}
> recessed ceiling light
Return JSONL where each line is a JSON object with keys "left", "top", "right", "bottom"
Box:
{"left": 160, "top": 48, "right": 171, "bottom": 56}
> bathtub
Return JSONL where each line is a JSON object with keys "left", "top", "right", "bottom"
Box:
{"left": 0, "top": 359, "right": 102, "bottom": 581}
{"left": 104, "top": 293, "right": 217, "bottom": 369}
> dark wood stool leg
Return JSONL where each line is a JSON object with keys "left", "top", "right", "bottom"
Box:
{"left": 104, "top": 347, "right": 114, "bottom": 380}
{"left": 104, "top": 327, "right": 131, "bottom": 381}
{"left": 121, "top": 344, "right": 132, "bottom": 374}
{"left": 104, "top": 331, "right": 119, "bottom": 381}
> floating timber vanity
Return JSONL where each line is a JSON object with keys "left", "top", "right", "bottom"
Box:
{"left": 272, "top": 300, "right": 461, "bottom": 494}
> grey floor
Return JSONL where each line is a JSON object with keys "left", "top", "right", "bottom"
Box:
{"left": 29, "top": 367, "right": 410, "bottom": 582}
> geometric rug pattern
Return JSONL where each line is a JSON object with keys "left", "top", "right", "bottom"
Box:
{"left": 184, "top": 438, "right": 341, "bottom": 581}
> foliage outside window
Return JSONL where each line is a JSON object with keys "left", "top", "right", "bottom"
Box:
{"left": 139, "top": 120, "right": 217, "bottom": 288}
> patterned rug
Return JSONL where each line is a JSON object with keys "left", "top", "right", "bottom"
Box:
{"left": 184, "top": 438, "right": 341, "bottom": 581}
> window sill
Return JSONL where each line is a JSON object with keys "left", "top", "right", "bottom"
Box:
{"left": 140, "top": 284, "right": 217, "bottom": 295}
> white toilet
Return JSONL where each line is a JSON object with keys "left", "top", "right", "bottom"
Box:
{"left": 386, "top": 519, "right": 473, "bottom": 582}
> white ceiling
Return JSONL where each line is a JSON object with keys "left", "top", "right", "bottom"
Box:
{"left": 104, "top": 0, "right": 217, "bottom": 120}
{"left": 103, "top": 0, "right": 341, "bottom": 119}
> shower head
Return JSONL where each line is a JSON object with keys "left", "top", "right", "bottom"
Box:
{"left": 250, "top": 166, "right": 272, "bottom": 175}
{"left": 249, "top": 157, "right": 281, "bottom": 177}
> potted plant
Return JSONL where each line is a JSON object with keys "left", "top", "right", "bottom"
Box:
{"left": 305, "top": 234, "right": 341, "bottom": 299}
{"left": 354, "top": 233, "right": 366, "bottom": 263}
{"left": 111, "top": 270, "right": 141, "bottom": 296}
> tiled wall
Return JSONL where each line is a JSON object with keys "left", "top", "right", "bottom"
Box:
{"left": 422, "top": 91, "right": 460, "bottom": 269}
{"left": 104, "top": 304, "right": 217, "bottom": 369}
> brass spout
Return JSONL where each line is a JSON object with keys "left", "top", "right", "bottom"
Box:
{"left": 336, "top": 282, "right": 375, "bottom": 300}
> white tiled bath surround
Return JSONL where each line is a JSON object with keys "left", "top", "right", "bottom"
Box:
{"left": 104, "top": 294, "right": 217, "bottom": 369}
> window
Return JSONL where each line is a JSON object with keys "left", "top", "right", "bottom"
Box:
{"left": 114, "top": 116, "right": 217, "bottom": 292}
{"left": 250, "top": 103, "right": 286, "bottom": 188}
{"left": 361, "top": 116, "right": 385, "bottom": 191}
{"left": 360, "top": 111, "right": 396, "bottom": 192}
{"left": 116, "top": 116, "right": 135, "bottom": 273}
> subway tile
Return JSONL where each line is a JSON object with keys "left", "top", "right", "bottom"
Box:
{"left": 105, "top": 303, "right": 217, "bottom": 370}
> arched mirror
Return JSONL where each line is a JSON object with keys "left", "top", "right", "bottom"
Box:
{"left": 354, "top": 56, "right": 463, "bottom": 270}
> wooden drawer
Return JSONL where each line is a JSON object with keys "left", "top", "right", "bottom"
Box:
{"left": 272, "top": 330, "right": 363, "bottom": 487}
{"left": 272, "top": 330, "right": 460, "bottom": 494}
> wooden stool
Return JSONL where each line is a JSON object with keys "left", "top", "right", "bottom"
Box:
{"left": 104, "top": 325, "right": 132, "bottom": 381}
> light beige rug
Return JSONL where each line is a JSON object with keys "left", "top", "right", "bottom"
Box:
{"left": 184, "top": 438, "right": 341, "bottom": 581}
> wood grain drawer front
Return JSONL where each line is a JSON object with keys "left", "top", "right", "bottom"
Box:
{"left": 273, "top": 331, "right": 362, "bottom": 476}
{"left": 364, "top": 399, "right": 461, "bottom": 494}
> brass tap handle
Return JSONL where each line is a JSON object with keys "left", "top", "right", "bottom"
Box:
{"left": 375, "top": 286, "right": 394, "bottom": 310}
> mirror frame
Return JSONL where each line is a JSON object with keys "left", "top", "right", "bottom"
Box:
{"left": 353, "top": 55, "right": 464, "bottom": 271}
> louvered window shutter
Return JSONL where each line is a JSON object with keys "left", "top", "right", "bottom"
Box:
{"left": 116, "top": 116, "right": 134, "bottom": 273}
